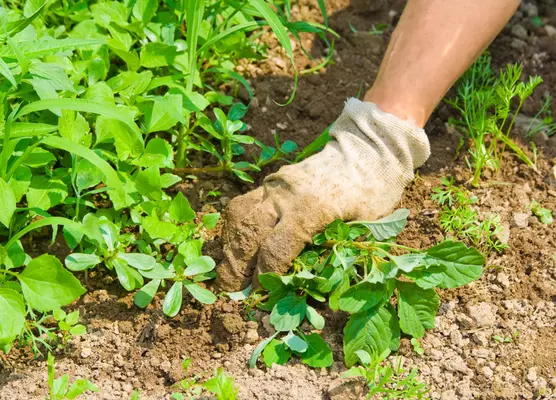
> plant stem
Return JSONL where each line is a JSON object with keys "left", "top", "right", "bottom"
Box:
{"left": 172, "top": 164, "right": 229, "bottom": 175}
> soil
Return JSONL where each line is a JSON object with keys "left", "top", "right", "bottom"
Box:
{"left": 1, "top": 0, "right": 556, "bottom": 399}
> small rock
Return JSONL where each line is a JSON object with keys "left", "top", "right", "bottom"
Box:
{"left": 212, "top": 352, "right": 223, "bottom": 359}
{"left": 441, "top": 390, "right": 456, "bottom": 400}
{"left": 496, "top": 272, "right": 511, "bottom": 289}
{"left": 527, "top": 367, "right": 537, "bottom": 383}
{"left": 511, "top": 38, "right": 528, "bottom": 51}
{"left": 511, "top": 24, "right": 528, "bottom": 40}
{"left": 444, "top": 356, "right": 470, "bottom": 373}
{"left": 481, "top": 366, "right": 494, "bottom": 378}
{"left": 244, "top": 329, "right": 259, "bottom": 344}
{"left": 456, "top": 313, "right": 475, "bottom": 329}
{"left": 546, "top": 166, "right": 556, "bottom": 188}
{"left": 512, "top": 212, "right": 530, "bottom": 228}
{"left": 472, "top": 331, "right": 489, "bottom": 347}
{"left": 221, "top": 302, "right": 234, "bottom": 313}
{"left": 327, "top": 379, "right": 365, "bottom": 400}
{"left": 457, "top": 381, "right": 473, "bottom": 400}
{"left": 159, "top": 360, "right": 172, "bottom": 373}
{"left": 546, "top": 25, "right": 556, "bottom": 37}
{"left": 522, "top": 2, "right": 538, "bottom": 17}
{"left": 276, "top": 122, "right": 287, "bottom": 130}
{"left": 246, "top": 320, "right": 258, "bottom": 330}
{"left": 467, "top": 302, "right": 497, "bottom": 328}
{"left": 472, "top": 348, "right": 493, "bottom": 359}
{"left": 272, "top": 57, "right": 287, "bottom": 70}
{"left": 80, "top": 347, "right": 92, "bottom": 358}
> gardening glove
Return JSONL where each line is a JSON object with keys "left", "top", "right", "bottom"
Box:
{"left": 216, "top": 98, "right": 430, "bottom": 292}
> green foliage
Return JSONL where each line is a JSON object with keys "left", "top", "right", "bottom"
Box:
{"left": 446, "top": 53, "right": 542, "bottom": 186}
{"left": 530, "top": 200, "right": 553, "bottom": 225}
{"left": 342, "top": 354, "right": 429, "bottom": 399}
{"left": 0, "top": 0, "right": 333, "bottom": 352}
{"left": 432, "top": 177, "right": 507, "bottom": 253}
{"left": 47, "top": 352, "right": 99, "bottom": 399}
{"left": 170, "top": 358, "right": 238, "bottom": 399}
{"left": 245, "top": 209, "right": 485, "bottom": 368}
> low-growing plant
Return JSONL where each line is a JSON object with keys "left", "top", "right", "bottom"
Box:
{"left": 46, "top": 352, "right": 99, "bottom": 400}
{"left": 525, "top": 93, "right": 556, "bottom": 138}
{"left": 52, "top": 309, "right": 87, "bottom": 346}
{"left": 530, "top": 200, "right": 553, "bottom": 225}
{"left": 342, "top": 353, "right": 430, "bottom": 400}
{"left": 446, "top": 52, "right": 542, "bottom": 186}
{"left": 432, "top": 177, "right": 507, "bottom": 253}
{"left": 244, "top": 209, "right": 485, "bottom": 369}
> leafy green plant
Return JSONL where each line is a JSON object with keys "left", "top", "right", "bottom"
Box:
{"left": 530, "top": 200, "right": 553, "bottom": 225}
{"left": 46, "top": 352, "right": 99, "bottom": 400}
{"left": 52, "top": 309, "right": 87, "bottom": 345}
{"left": 446, "top": 53, "right": 542, "bottom": 186}
{"left": 245, "top": 209, "right": 485, "bottom": 369}
{"left": 432, "top": 177, "right": 507, "bottom": 253}
{"left": 342, "top": 352, "right": 429, "bottom": 400}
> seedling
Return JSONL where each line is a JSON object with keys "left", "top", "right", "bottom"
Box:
{"left": 52, "top": 309, "right": 87, "bottom": 346}
{"left": 46, "top": 352, "right": 99, "bottom": 400}
{"left": 246, "top": 209, "right": 485, "bottom": 369}
{"left": 446, "top": 53, "right": 541, "bottom": 186}
{"left": 432, "top": 177, "right": 507, "bottom": 253}
{"left": 342, "top": 352, "right": 430, "bottom": 399}
{"left": 530, "top": 200, "right": 553, "bottom": 225}
{"left": 410, "top": 338, "right": 424, "bottom": 356}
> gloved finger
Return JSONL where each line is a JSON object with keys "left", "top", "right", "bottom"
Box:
{"left": 253, "top": 206, "right": 333, "bottom": 286}
{"left": 216, "top": 190, "right": 278, "bottom": 291}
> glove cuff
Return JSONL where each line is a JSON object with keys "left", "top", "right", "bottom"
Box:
{"left": 330, "top": 98, "right": 431, "bottom": 169}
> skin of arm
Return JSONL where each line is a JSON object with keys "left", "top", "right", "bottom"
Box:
{"left": 364, "top": 0, "right": 521, "bottom": 128}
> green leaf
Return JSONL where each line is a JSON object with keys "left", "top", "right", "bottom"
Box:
{"left": 0, "top": 178, "right": 16, "bottom": 228}
{"left": 232, "top": 169, "right": 254, "bottom": 183}
{"left": 178, "top": 239, "right": 203, "bottom": 265}
{"left": 300, "top": 333, "right": 333, "bottom": 368}
{"left": 69, "top": 325, "right": 87, "bottom": 336}
{"left": 139, "top": 263, "right": 175, "bottom": 280}
{"left": 391, "top": 254, "right": 426, "bottom": 274}
{"left": 263, "top": 339, "right": 291, "bottom": 367}
{"left": 343, "top": 304, "right": 400, "bottom": 367}
{"left": 338, "top": 282, "right": 387, "bottom": 314}
{"left": 184, "top": 256, "right": 215, "bottom": 276}
{"left": 280, "top": 140, "right": 298, "bottom": 153}
{"left": 270, "top": 294, "right": 307, "bottom": 332}
{"left": 75, "top": 158, "right": 103, "bottom": 193}
{"left": 249, "top": 332, "right": 278, "bottom": 368}
{"left": 8, "top": 166, "right": 32, "bottom": 203}
{"left": 0, "top": 58, "right": 16, "bottom": 87}
{"left": 117, "top": 253, "right": 156, "bottom": 270}
{"left": 183, "top": 281, "right": 216, "bottom": 304}
{"left": 416, "top": 241, "right": 484, "bottom": 289}
{"left": 113, "top": 259, "right": 137, "bottom": 291}
{"left": 144, "top": 95, "right": 184, "bottom": 133}
{"left": 143, "top": 215, "right": 177, "bottom": 241}
{"left": 66, "top": 379, "right": 99, "bottom": 399}
{"left": 202, "top": 213, "right": 220, "bottom": 229}
{"left": 306, "top": 305, "right": 325, "bottom": 330}
{"left": 258, "top": 273, "right": 286, "bottom": 292}
{"left": 397, "top": 281, "right": 439, "bottom": 338}
{"left": 135, "top": 166, "right": 163, "bottom": 201}
{"left": 283, "top": 331, "right": 308, "bottom": 353}
{"left": 354, "top": 209, "right": 410, "bottom": 240}
{"left": 0, "top": 38, "right": 102, "bottom": 59}
{"left": 65, "top": 253, "right": 101, "bottom": 271}
{"left": 135, "top": 138, "right": 174, "bottom": 168}
{"left": 59, "top": 110, "right": 90, "bottom": 146}
{"left": 26, "top": 176, "right": 68, "bottom": 211}
{"left": 140, "top": 43, "right": 177, "bottom": 68}
{"left": 163, "top": 281, "right": 183, "bottom": 317}
{"left": 19, "top": 255, "right": 86, "bottom": 312}
{"left": 134, "top": 279, "right": 161, "bottom": 309}
{"left": 202, "top": 368, "right": 238, "bottom": 399}
{"left": 0, "top": 288, "right": 26, "bottom": 348}
{"left": 168, "top": 192, "right": 195, "bottom": 223}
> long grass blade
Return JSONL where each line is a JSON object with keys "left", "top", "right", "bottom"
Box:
{"left": 185, "top": 0, "right": 206, "bottom": 93}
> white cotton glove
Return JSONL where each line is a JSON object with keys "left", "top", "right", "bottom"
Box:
{"left": 217, "top": 98, "right": 430, "bottom": 291}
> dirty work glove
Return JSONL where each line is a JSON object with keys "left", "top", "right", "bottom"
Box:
{"left": 216, "top": 98, "right": 430, "bottom": 292}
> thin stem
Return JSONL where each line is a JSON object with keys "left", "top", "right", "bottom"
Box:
{"left": 1, "top": 269, "right": 19, "bottom": 277}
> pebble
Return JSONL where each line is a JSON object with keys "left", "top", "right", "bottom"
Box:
{"left": 80, "top": 347, "right": 92, "bottom": 358}
{"left": 546, "top": 166, "right": 556, "bottom": 188}
{"left": 526, "top": 367, "right": 537, "bottom": 383}
{"left": 456, "top": 313, "right": 475, "bottom": 330}
{"left": 496, "top": 272, "right": 511, "bottom": 289}
{"left": 441, "top": 390, "right": 456, "bottom": 400}
{"left": 511, "top": 38, "right": 528, "bottom": 51}
{"left": 546, "top": 25, "right": 556, "bottom": 37}
{"left": 512, "top": 213, "right": 530, "bottom": 228}
{"left": 244, "top": 329, "right": 259, "bottom": 344}
{"left": 246, "top": 321, "right": 258, "bottom": 330}
{"left": 511, "top": 24, "right": 528, "bottom": 40}
{"left": 481, "top": 366, "right": 494, "bottom": 378}
{"left": 472, "top": 331, "right": 489, "bottom": 347}
{"left": 522, "top": 2, "right": 538, "bottom": 17}
{"left": 467, "top": 302, "right": 497, "bottom": 328}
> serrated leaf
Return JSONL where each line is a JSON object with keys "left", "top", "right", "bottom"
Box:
{"left": 343, "top": 304, "right": 400, "bottom": 367}
{"left": 263, "top": 339, "right": 291, "bottom": 367}
{"left": 300, "top": 333, "right": 333, "bottom": 368}
{"left": 270, "top": 294, "right": 307, "bottom": 331}
{"left": 19, "top": 255, "right": 86, "bottom": 312}
{"left": 397, "top": 281, "right": 439, "bottom": 338}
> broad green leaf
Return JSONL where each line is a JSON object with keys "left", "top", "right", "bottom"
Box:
{"left": 65, "top": 253, "right": 101, "bottom": 271}
{"left": 391, "top": 253, "right": 426, "bottom": 274}
{"left": 98, "top": 220, "right": 119, "bottom": 251}
{"left": 8, "top": 166, "right": 32, "bottom": 202}
{"left": 329, "top": 273, "right": 350, "bottom": 311}
{"left": 0, "top": 58, "right": 16, "bottom": 87}
{"left": 300, "top": 333, "right": 333, "bottom": 368}
{"left": 343, "top": 304, "right": 400, "bottom": 367}
{"left": 183, "top": 281, "right": 216, "bottom": 304}
{"left": 353, "top": 209, "right": 410, "bottom": 240}
{"left": 26, "top": 175, "right": 68, "bottom": 212}
{"left": 143, "top": 215, "right": 177, "bottom": 241}
{"left": 283, "top": 331, "right": 308, "bottom": 353}
{"left": 263, "top": 339, "right": 291, "bottom": 367}
{"left": 0, "top": 38, "right": 103, "bottom": 59}
{"left": 96, "top": 116, "right": 143, "bottom": 161}
{"left": 228, "top": 284, "right": 253, "bottom": 301}
{"left": 29, "top": 61, "right": 75, "bottom": 93}
{"left": 249, "top": 332, "right": 278, "bottom": 368}
{"left": 135, "top": 166, "right": 163, "bottom": 201}
{"left": 232, "top": 169, "right": 253, "bottom": 183}
{"left": 0, "top": 178, "right": 16, "bottom": 228}
{"left": 258, "top": 273, "right": 286, "bottom": 292}
{"left": 140, "top": 43, "right": 177, "bottom": 68}
{"left": 145, "top": 95, "right": 184, "bottom": 133}
{"left": 18, "top": 255, "right": 86, "bottom": 312}
{"left": 52, "top": 375, "right": 69, "bottom": 399}
{"left": 5, "top": 217, "right": 80, "bottom": 250}
{"left": 306, "top": 305, "right": 325, "bottom": 330}
{"left": 117, "top": 253, "right": 156, "bottom": 271}
{"left": 5, "top": 240, "right": 26, "bottom": 270}
{"left": 202, "top": 213, "right": 219, "bottom": 229}
{"left": 113, "top": 259, "right": 137, "bottom": 291}
{"left": 59, "top": 110, "right": 90, "bottom": 146}
{"left": 90, "top": 1, "right": 127, "bottom": 28}
{"left": 0, "top": 288, "right": 26, "bottom": 348}
{"left": 183, "top": 91, "right": 209, "bottom": 112}
{"left": 168, "top": 192, "right": 195, "bottom": 223}
{"left": 270, "top": 294, "right": 307, "bottom": 331}
{"left": 134, "top": 138, "right": 174, "bottom": 168}
{"left": 75, "top": 158, "right": 103, "bottom": 193}
{"left": 397, "top": 281, "right": 439, "bottom": 338}
{"left": 184, "top": 256, "right": 215, "bottom": 276}
{"left": 160, "top": 173, "right": 182, "bottom": 188}
{"left": 133, "top": 0, "right": 158, "bottom": 24}
{"left": 139, "top": 263, "right": 175, "bottom": 280}
{"left": 415, "top": 241, "right": 484, "bottom": 289}
{"left": 66, "top": 379, "right": 99, "bottom": 399}
{"left": 178, "top": 239, "right": 203, "bottom": 265}
{"left": 355, "top": 350, "right": 372, "bottom": 366}
{"left": 23, "top": 148, "right": 56, "bottom": 168}
{"left": 134, "top": 279, "right": 161, "bottom": 308}
{"left": 338, "top": 282, "right": 387, "bottom": 314}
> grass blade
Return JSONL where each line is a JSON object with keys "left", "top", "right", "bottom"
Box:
{"left": 185, "top": 0, "right": 206, "bottom": 93}
{"left": 6, "top": 217, "right": 80, "bottom": 249}
{"left": 0, "top": 58, "right": 16, "bottom": 87}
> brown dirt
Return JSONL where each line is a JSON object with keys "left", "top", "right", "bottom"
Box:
{"left": 1, "top": 0, "right": 556, "bottom": 399}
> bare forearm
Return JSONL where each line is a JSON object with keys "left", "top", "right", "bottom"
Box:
{"left": 365, "top": 0, "right": 521, "bottom": 127}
